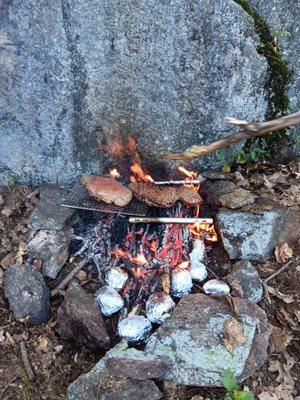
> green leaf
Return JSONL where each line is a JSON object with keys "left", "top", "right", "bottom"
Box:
{"left": 235, "top": 151, "right": 248, "bottom": 164}
{"left": 221, "top": 370, "right": 238, "bottom": 391}
{"left": 234, "top": 390, "right": 254, "bottom": 400}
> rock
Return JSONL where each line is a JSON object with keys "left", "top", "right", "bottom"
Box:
{"left": 226, "top": 260, "right": 263, "bottom": 303}
{"left": 277, "top": 209, "right": 300, "bottom": 246}
{"left": 96, "top": 377, "right": 162, "bottom": 400}
{"left": 26, "top": 228, "right": 73, "bottom": 279}
{"left": 29, "top": 186, "right": 75, "bottom": 231}
{"left": 4, "top": 263, "right": 51, "bottom": 324}
{"left": 216, "top": 209, "right": 284, "bottom": 261}
{"left": 201, "top": 181, "right": 237, "bottom": 210}
{"left": 219, "top": 188, "right": 255, "bottom": 209}
{"left": 66, "top": 341, "right": 166, "bottom": 399}
{"left": 57, "top": 282, "right": 110, "bottom": 350}
{"left": 144, "top": 294, "right": 269, "bottom": 386}
{"left": 0, "top": 0, "right": 268, "bottom": 185}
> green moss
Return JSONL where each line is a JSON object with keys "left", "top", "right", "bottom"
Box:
{"left": 234, "top": 0, "right": 293, "bottom": 160}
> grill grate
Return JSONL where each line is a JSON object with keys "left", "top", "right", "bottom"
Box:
{"left": 61, "top": 185, "right": 148, "bottom": 216}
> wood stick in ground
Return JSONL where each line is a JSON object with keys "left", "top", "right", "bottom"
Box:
{"left": 51, "top": 257, "right": 88, "bottom": 297}
{"left": 162, "top": 110, "right": 300, "bottom": 160}
{"left": 20, "top": 341, "right": 35, "bottom": 381}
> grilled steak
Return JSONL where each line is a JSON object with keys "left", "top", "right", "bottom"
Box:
{"left": 81, "top": 175, "right": 132, "bottom": 207}
{"left": 129, "top": 182, "right": 202, "bottom": 208}
{"left": 129, "top": 182, "right": 178, "bottom": 208}
{"left": 177, "top": 185, "right": 202, "bottom": 206}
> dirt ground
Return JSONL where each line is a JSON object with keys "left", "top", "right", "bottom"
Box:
{"left": 0, "top": 162, "right": 299, "bottom": 400}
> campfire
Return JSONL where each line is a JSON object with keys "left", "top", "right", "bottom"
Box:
{"left": 63, "top": 136, "right": 223, "bottom": 344}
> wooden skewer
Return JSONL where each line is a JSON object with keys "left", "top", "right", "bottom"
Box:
{"left": 129, "top": 217, "right": 213, "bottom": 224}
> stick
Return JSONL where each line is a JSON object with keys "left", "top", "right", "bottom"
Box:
{"left": 51, "top": 257, "right": 88, "bottom": 297}
{"left": 20, "top": 341, "right": 35, "bottom": 381}
{"left": 129, "top": 217, "right": 213, "bottom": 224}
{"left": 154, "top": 179, "right": 204, "bottom": 185}
{"left": 162, "top": 111, "right": 300, "bottom": 160}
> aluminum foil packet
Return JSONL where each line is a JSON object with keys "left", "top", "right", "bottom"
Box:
{"left": 146, "top": 292, "right": 175, "bottom": 324}
{"left": 105, "top": 267, "right": 128, "bottom": 291}
{"left": 95, "top": 286, "right": 124, "bottom": 316}
{"left": 190, "top": 239, "right": 205, "bottom": 267}
{"left": 118, "top": 315, "right": 152, "bottom": 343}
{"left": 203, "top": 279, "right": 230, "bottom": 295}
{"left": 190, "top": 261, "right": 208, "bottom": 282}
{"left": 171, "top": 268, "right": 193, "bottom": 298}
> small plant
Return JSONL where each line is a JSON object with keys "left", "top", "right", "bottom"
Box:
{"left": 221, "top": 370, "right": 254, "bottom": 400}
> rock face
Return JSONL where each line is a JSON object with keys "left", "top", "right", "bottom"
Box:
{"left": 226, "top": 260, "right": 263, "bottom": 303}
{"left": 26, "top": 228, "right": 73, "bottom": 279}
{"left": 57, "top": 282, "right": 110, "bottom": 350}
{"left": 216, "top": 209, "right": 284, "bottom": 261}
{"left": 29, "top": 186, "right": 75, "bottom": 231}
{"left": 4, "top": 263, "right": 51, "bottom": 324}
{"left": 66, "top": 341, "right": 165, "bottom": 399}
{"left": 144, "top": 294, "right": 269, "bottom": 386}
{"left": 0, "top": 0, "right": 268, "bottom": 185}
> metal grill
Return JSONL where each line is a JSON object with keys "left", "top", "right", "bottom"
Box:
{"left": 61, "top": 185, "right": 148, "bottom": 216}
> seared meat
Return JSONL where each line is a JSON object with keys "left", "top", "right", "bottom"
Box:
{"left": 81, "top": 175, "right": 132, "bottom": 207}
{"left": 129, "top": 182, "right": 202, "bottom": 208}
{"left": 177, "top": 185, "right": 202, "bottom": 206}
{"left": 129, "top": 182, "right": 178, "bottom": 208}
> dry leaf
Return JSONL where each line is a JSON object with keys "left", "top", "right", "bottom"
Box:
{"left": 1, "top": 207, "right": 13, "bottom": 217}
{"left": 294, "top": 310, "right": 300, "bottom": 322}
{"left": 161, "top": 273, "right": 170, "bottom": 294}
{"left": 19, "top": 315, "right": 29, "bottom": 324}
{"left": 222, "top": 319, "right": 247, "bottom": 353}
{"left": 0, "top": 329, "right": 5, "bottom": 343}
{"left": 16, "top": 242, "right": 26, "bottom": 265}
{"left": 36, "top": 337, "right": 49, "bottom": 352}
{"left": 0, "top": 252, "right": 15, "bottom": 269}
{"left": 275, "top": 243, "right": 293, "bottom": 263}
{"left": 0, "top": 194, "right": 4, "bottom": 205}
{"left": 268, "top": 323, "right": 294, "bottom": 353}
{"left": 277, "top": 308, "right": 300, "bottom": 332}
{"left": 76, "top": 270, "right": 87, "bottom": 282}
{"left": 267, "top": 286, "right": 295, "bottom": 303}
{"left": 5, "top": 331, "right": 16, "bottom": 346}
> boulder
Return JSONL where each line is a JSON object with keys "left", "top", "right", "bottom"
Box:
{"left": 4, "top": 263, "right": 51, "bottom": 324}
{"left": 66, "top": 341, "right": 165, "bottom": 399}
{"left": 201, "top": 180, "right": 237, "bottom": 210}
{"left": 57, "top": 282, "right": 110, "bottom": 350}
{"left": 226, "top": 260, "right": 263, "bottom": 303}
{"left": 26, "top": 228, "right": 73, "bottom": 279}
{"left": 29, "top": 186, "right": 75, "bottom": 231}
{"left": 0, "top": 0, "right": 268, "bottom": 185}
{"left": 219, "top": 188, "right": 255, "bottom": 210}
{"left": 144, "top": 294, "right": 269, "bottom": 386}
{"left": 216, "top": 209, "right": 284, "bottom": 261}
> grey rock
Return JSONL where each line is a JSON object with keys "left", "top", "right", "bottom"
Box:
{"left": 277, "top": 209, "right": 300, "bottom": 246}
{"left": 0, "top": 0, "right": 268, "bottom": 185}
{"left": 226, "top": 260, "right": 263, "bottom": 303}
{"left": 57, "top": 282, "right": 110, "bottom": 350}
{"left": 26, "top": 228, "right": 73, "bottom": 279}
{"left": 96, "top": 378, "right": 162, "bottom": 400}
{"left": 219, "top": 188, "right": 255, "bottom": 210}
{"left": 29, "top": 186, "right": 75, "bottom": 231}
{"left": 246, "top": 0, "right": 300, "bottom": 154}
{"left": 201, "top": 180, "right": 237, "bottom": 210}
{"left": 144, "top": 294, "right": 269, "bottom": 386}
{"left": 216, "top": 209, "right": 284, "bottom": 261}
{"left": 4, "top": 263, "right": 51, "bottom": 324}
{"left": 67, "top": 341, "right": 165, "bottom": 399}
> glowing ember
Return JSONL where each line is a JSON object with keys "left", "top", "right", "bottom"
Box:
{"left": 109, "top": 168, "right": 120, "bottom": 178}
{"left": 189, "top": 221, "right": 218, "bottom": 242}
{"left": 113, "top": 249, "right": 148, "bottom": 266}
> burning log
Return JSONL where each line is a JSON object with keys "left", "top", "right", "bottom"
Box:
{"left": 203, "top": 279, "right": 230, "bottom": 295}
{"left": 129, "top": 217, "right": 213, "bottom": 224}
{"left": 118, "top": 315, "right": 152, "bottom": 343}
{"left": 146, "top": 292, "right": 175, "bottom": 324}
{"left": 95, "top": 286, "right": 124, "bottom": 316}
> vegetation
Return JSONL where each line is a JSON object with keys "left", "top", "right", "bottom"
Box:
{"left": 221, "top": 370, "right": 254, "bottom": 400}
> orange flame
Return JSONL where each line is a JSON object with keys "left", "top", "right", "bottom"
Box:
{"left": 113, "top": 249, "right": 148, "bottom": 266}
{"left": 130, "top": 162, "right": 154, "bottom": 183}
{"left": 109, "top": 168, "right": 120, "bottom": 178}
{"left": 178, "top": 165, "right": 200, "bottom": 191}
{"left": 189, "top": 221, "right": 218, "bottom": 242}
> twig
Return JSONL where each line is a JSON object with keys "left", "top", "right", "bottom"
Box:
{"left": 162, "top": 110, "right": 300, "bottom": 160}
{"left": 51, "top": 257, "right": 88, "bottom": 297}
{"left": 19, "top": 341, "right": 35, "bottom": 381}
{"left": 0, "top": 377, "right": 18, "bottom": 398}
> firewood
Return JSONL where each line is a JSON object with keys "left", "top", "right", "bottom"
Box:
{"left": 162, "top": 111, "right": 300, "bottom": 160}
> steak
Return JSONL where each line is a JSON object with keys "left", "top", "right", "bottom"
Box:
{"left": 129, "top": 182, "right": 202, "bottom": 208}
{"left": 81, "top": 176, "right": 132, "bottom": 207}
